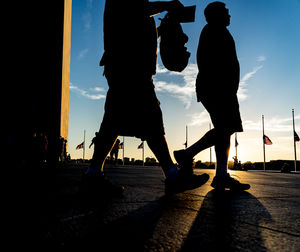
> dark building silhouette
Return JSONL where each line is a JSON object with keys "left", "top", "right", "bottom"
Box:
{"left": 7, "top": 0, "right": 71, "bottom": 168}
{"left": 5, "top": 1, "right": 72, "bottom": 245}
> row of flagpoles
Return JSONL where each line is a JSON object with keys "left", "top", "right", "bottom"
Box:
{"left": 119, "top": 139, "right": 145, "bottom": 165}
{"left": 75, "top": 133, "right": 146, "bottom": 165}
{"left": 75, "top": 109, "right": 299, "bottom": 171}
{"left": 262, "top": 109, "right": 299, "bottom": 171}
{"left": 184, "top": 109, "right": 299, "bottom": 171}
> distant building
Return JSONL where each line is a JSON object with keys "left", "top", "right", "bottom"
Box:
{"left": 124, "top": 157, "right": 130, "bottom": 165}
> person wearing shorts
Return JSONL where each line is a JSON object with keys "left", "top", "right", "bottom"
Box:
{"left": 83, "top": 0, "right": 209, "bottom": 196}
{"left": 174, "top": 2, "right": 250, "bottom": 191}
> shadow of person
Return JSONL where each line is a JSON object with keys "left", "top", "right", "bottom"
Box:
{"left": 180, "top": 190, "right": 272, "bottom": 252}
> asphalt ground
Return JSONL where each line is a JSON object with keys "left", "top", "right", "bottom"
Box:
{"left": 11, "top": 164, "right": 300, "bottom": 251}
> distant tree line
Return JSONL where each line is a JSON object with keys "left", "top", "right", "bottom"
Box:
{"left": 194, "top": 160, "right": 299, "bottom": 173}
{"left": 70, "top": 158, "right": 299, "bottom": 173}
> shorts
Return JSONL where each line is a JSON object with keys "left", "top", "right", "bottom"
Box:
{"left": 199, "top": 93, "right": 243, "bottom": 135}
{"left": 99, "top": 77, "right": 165, "bottom": 140}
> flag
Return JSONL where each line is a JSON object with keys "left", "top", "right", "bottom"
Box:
{"left": 76, "top": 142, "right": 84, "bottom": 150}
{"left": 235, "top": 138, "right": 239, "bottom": 147}
{"left": 119, "top": 142, "right": 123, "bottom": 149}
{"left": 138, "top": 142, "right": 144, "bottom": 149}
{"left": 263, "top": 135, "right": 272, "bottom": 145}
{"left": 183, "top": 141, "right": 187, "bottom": 149}
{"left": 295, "top": 131, "right": 300, "bottom": 142}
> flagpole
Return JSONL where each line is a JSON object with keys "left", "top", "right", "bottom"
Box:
{"left": 83, "top": 130, "right": 86, "bottom": 161}
{"left": 292, "top": 109, "right": 297, "bottom": 172}
{"left": 209, "top": 123, "right": 212, "bottom": 165}
{"left": 186, "top": 125, "right": 188, "bottom": 148}
{"left": 123, "top": 136, "right": 125, "bottom": 165}
{"left": 142, "top": 140, "right": 145, "bottom": 166}
{"left": 235, "top": 133, "right": 238, "bottom": 160}
{"left": 262, "top": 115, "right": 266, "bottom": 171}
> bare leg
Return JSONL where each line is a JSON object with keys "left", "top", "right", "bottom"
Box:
{"left": 146, "top": 135, "right": 210, "bottom": 194}
{"left": 146, "top": 135, "right": 175, "bottom": 174}
{"left": 174, "top": 129, "right": 216, "bottom": 170}
{"left": 89, "top": 130, "right": 118, "bottom": 173}
{"left": 214, "top": 132, "right": 231, "bottom": 177}
{"left": 174, "top": 129, "right": 231, "bottom": 177}
{"left": 184, "top": 129, "right": 216, "bottom": 159}
{"left": 211, "top": 132, "right": 250, "bottom": 191}
{"left": 83, "top": 131, "right": 124, "bottom": 197}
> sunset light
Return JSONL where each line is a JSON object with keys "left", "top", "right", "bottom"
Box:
{"left": 69, "top": 0, "right": 299, "bottom": 165}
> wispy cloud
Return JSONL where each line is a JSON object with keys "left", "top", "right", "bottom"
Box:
{"left": 238, "top": 65, "right": 263, "bottom": 101}
{"left": 188, "top": 110, "right": 211, "bottom": 126}
{"left": 257, "top": 55, "right": 266, "bottom": 62}
{"left": 188, "top": 112, "right": 300, "bottom": 134}
{"left": 155, "top": 55, "right": 265, "bottom": 107}
{"left": 82, "top": 0, "right": 93, "bottom": 31}
{"left": 78, "top": 48, "right": 89, "bottom": 60}
{"left": 237, "top": 55, "right": 266, "bottom": 101}
{"left": 70, "top": 83, "right": 106, "bottom": 100}
{"left": 82, "top": 13, "right": 91, "bottom": 31}
{"left": 154, "top": 64, "right": 198, "bottom": 108}
{"left": 243, "top": 114, "right": 300, "bottom": 132}
{"left": 156, "top": 64, "right": 168, "bottom": 74}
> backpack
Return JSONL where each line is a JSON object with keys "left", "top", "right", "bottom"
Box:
{"left": 159, "top": 13, "right": 191, "bottom": 72}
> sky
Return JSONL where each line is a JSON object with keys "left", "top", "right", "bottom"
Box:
{"left": 69, "top": 0, "right": 300, "bottom": 163}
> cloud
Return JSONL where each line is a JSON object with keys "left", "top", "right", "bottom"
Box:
{"left": 243, "top": 114, "right": 300, "bottom": 132}
{"left": 188, "top": 110, "right": 211, "bottom": 126}
{"left": 82, "top": 12, "right": 92, "bottom": 31}
{"left": 78, "top": 48, "right": 89, "bottom": 60}
{"left": 187, "top": 111, "right": 300, "bottom": 133}
{"left": 257, "top": 56, "right": 266, "bottom": 62}
{"left": 156, "top": 64, "right": 168, "bottom": 74}
{"left": 154, "top": 64, "right": 198, "bottom": 108}
{"left": 238, "top": 65, "right": 263, "bottom": 101}
{"left": 155, "top": 58, "right": 264, "bottom": 107}
{"left": 82, "top": 0, "right": 93, "bottom": 31}
{"left": 70, "top": 83, "right": 106, "bottom": 100}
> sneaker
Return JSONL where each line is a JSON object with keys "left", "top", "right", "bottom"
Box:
{"left": 165, "top": 173, "right": 209, "bottom": 195}
{"left": 81, "top": 172, "right": 125, "bottom": 198}
{"left": 211, "top": 175, "right": 250, "bottom": 191}
{"left": 173, "top": 149, "right": 194, "bottom": 175}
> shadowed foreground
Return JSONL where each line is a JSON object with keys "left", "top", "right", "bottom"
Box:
{"left": 14, "top": 164, "right": 300, "bottom": 251}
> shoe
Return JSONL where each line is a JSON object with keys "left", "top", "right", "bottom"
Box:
{"left": 81, "top": 172, "right": 125, "bottom": 198}
{"left": 165, "top": 173, "right": 209, "bottom": 195}
{"left": 174, "top": 149, "right": 194, "bottom": 175}
{"left": 211, "top": 175, "right": 250, "bottom": 191}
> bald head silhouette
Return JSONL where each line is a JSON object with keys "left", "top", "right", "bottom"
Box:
{"left": 204, "top": 1, "right": 231, "bottom": 26}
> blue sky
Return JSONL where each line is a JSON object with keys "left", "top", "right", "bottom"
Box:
{"left": 69, "top": 0, "right": 300, "bottom": 163}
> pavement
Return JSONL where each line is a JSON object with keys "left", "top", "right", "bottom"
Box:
{"left": 13, "top": 163, "right": 300, "bottom": 251}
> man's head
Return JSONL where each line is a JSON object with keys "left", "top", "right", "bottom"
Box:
{"left": 204, "top": 1, "right": 230, "bottom": 26}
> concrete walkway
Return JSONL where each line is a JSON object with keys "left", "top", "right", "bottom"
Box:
{"left": 19, "top": 164, "right": 300, "bottom": 251}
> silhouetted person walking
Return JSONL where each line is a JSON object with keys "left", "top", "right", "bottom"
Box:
{"left": 174, "top": 2, "right": 250, "bottom": 191}
{"left": 83, "top": 0, "right": 209, "bottom": 196}
{"left": 89, "top": 132, "right": 99, "bottom": 149}
{"left": 110, "top": 138, "right": 120, "bottom": 164}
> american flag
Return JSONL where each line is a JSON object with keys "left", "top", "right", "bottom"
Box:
{"left": 76, "top": 142, "right": 84, "bottom": 150}
{"left": 235, "top": 138, "right": 239, "bottom": 147}
{"left": 295, "top": 131, "right": 300, "bottom": 142}
{"left": 263, "top": 135, "right": 272, "bottom": 145}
